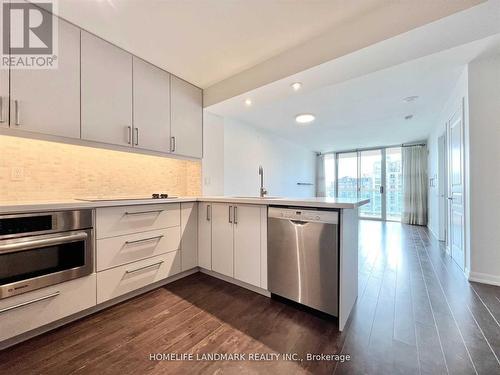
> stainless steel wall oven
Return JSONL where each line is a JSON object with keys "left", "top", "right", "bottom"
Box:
{"left": 0, "top": 210, "right": 94, "bottom": 299}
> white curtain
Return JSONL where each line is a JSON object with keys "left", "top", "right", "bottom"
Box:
{"left": 402, "top": 145, "right": 428, "bottom": 225}
{"left": 316, "top": 154, "right": 326, "bottom": 197}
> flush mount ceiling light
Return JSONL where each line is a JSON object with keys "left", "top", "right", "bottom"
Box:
{"left": 291, "top": 82, "right": 302, "bottom": 91}
{"left": 295, "top": 113, "right": 315, "bottom": 124}
{"left": 244, "top": 98, "right": 252, "bottom": 106}
{"left": 403, "top": 95, "right": 419, "bottom": 103}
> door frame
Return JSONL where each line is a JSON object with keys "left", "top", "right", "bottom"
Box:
{"left": 446, "top": 98, "right": 466, "bottom": 271}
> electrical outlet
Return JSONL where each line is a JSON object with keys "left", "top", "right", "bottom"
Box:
{"left": 11, "top": 166, "right": 25, "bottom": 181}
{"left": 204, "top": 177, "right": 211, "bottom": 186}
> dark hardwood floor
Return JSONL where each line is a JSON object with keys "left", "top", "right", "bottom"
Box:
{"left": 1, "top": 221, "right": 499, "bottom": 375}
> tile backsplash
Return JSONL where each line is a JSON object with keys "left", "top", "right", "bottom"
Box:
{"left": 0, "top": 135, "right": 201, "bottom": 201}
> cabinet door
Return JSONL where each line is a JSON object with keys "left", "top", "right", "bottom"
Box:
{"left": 0, "top": 66, "right": 7, "bottom": 129}
{"left": 233, "top": 205, "right": 261, "bottom": 287}
{"left": 211, "top": 203, "right": 234, "bottom": 277}
{"left": 9, "top": 17, "right": 80, "bottom": 138}
{"left": 198, "top": 202, "right": 212, "bottom": 270}
{"left": 81, "top": 31, "right": 132, "bottom": 146}
{"left": 181, "top": 202, "right": 198, "bottom": 271}
{"left": 170, "top": 76, "right": 202, "bottom": 158}
{"left": 133, "top": 57, "right": 171, "bottom": 152}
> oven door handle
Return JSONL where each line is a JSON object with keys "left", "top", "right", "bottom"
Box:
{"left": 0, "top": 232, "right": 88, "bottom": 255}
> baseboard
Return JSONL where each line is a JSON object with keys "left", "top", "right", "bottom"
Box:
{"left": 468, "top": 271, "right": 500, "bottom": 286}
{"left": 199, "top": 268, "right": 271, "bottom": 297}
{"left": 0, "top": 268, "right": 199, "bottom": 351}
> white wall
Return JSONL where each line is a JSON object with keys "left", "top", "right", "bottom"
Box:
{"left": 224, "top": 118, "right": 316, "bottom": 197}
{"left": 202, "top": 111, "right": 316, "bottom": 198}
{"left": 428, "top": 54, "right": 500, "bottom": 286}
{"left": 467, "top": 54, "right": 500, "bottom": 285}
{"left": 427, "top": 68, "right": 469, "bottom": 242}
{"left": 202, "top": 112, "right": 224, "bottom": 195}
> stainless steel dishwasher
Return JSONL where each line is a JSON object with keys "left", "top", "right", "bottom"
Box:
{"left": 268, "top": 206, "right": 339, "bottom": 316}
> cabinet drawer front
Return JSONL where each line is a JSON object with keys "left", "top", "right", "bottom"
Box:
{"left": 97, "top": 252, "right": 180, "bottom": 303}
{"left": 97, "top": 227, "right": 180, "bottom": 271}
{"left": 0, "top": 275, "right": 96, "bottom": 342}
{"left": 96, "top": 204, "right": 180, "bottom": 239}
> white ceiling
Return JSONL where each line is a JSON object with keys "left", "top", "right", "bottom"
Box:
{"left": 56, "top": 0, "right": 394, "bottom": 88}
{"left": 207, "top": 34, "right": 500, "bottom": 152}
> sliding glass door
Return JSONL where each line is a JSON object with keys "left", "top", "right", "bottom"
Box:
{"left": 332, "top": 147, "right": 402, "bottom": 221}
{"left": 385, "top": 147, "right": 403, "bottom": 221}
{"left": 337, "top": 152, "right": 358, "bottom": 201}
{"left": 359, "top": 149, "right": 383, "bottom": 219}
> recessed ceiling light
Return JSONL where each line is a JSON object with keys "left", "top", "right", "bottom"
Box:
{"left": 403, "top": 96, "right": 419, "bottom": 102}
{"left": 244, "top": 98, "right": 252, "bottom": 106}
{"left": 295, "top": 113, "right": 315, "bottom": 124}
{"left": 291, "top": 82, "right": 302, "bottom": 91}
{"left": 405, "top": 114, "right": 414, "bottom": 120}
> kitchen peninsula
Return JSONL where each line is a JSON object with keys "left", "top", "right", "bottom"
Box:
{"left": 0, "top": 196, "right": 368, "bottom": 349}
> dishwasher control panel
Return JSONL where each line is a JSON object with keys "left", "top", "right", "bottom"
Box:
{"left": 268, "top": 207, "right": 339, "bottom": 224}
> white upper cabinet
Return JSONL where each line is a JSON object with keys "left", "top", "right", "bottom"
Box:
{"left": 132, "top": 57, "right": 171, "bottom": 152}
{"left": 170, "top": 76, "right": 203, "bottom": 158}
{"left": 81, "top": 31, "right": 133, "bottom": 147}
{"left": 0, "top": 66, "right": 8, "bottom": 129}
{"left": 233, "top": 205, "right": 262, "bottom": 287}
{"left": 9, "top": 16, "right": 80, "bottom": 138}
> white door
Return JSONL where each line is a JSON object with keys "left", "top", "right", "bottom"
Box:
{"left": 170, "top": 76, "right": 202, "bottom": 158}
{"left": 233, "top": 205, "right": 261, "bottom": 287}
{"left": 198, "top": 202, "right": 212, "bottom": 270}
{"left": 0, "top": 64, "right": 7, "bottom": 129}
{"left": 81, "top": 31, "right": 133, "bottom": 147}
{"left": 9, "top": 17, "right": 80, "bottom": 138}
{"left": 132, "top": 57, "right": 171, "bottom": 152}
{"left": 211, "top": 203, "right": 234, "bottom": 277}
{"left": 181, "top": 202, "right": 198, "bottom": 271}
{"left": 447, "top": 101, "right": 466, "bottom": 270}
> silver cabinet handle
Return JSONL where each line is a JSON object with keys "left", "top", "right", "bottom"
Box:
{"left": 125, "top": 261, "right": 163, "bottom": 275}
{"left": 206, "top": 204, "right": 211, "bottom": 221}
{"left": 0, "top": 232, "right": 87, "bottom": 255}
{"left": 14, "top": 100, "right": 20, "bottom": 126}
{"left": 124, "top": 209, "right": 163, "bottom": 216}
{"left": 234, "top": 206, "right": 238, "bottom": 224}
{"left": 127, "top": 126, "right": 132, "bottom": 144}
{"left": 134, "top": 127, "right": 139, "bottom": 146}
{"left": 170, "top": 136, "right": 176, "bottom": 152}
{"left": 0, "top": 97, "right": 5, "bottom": 123}
{"left": 125, "top": 235, "right": 163, "bottom": 245}
{"left": 229, "top": 205, "right": 233, "bottom": 223}
{"left": 0, "top": 291, "right": 60, "bottom": 314}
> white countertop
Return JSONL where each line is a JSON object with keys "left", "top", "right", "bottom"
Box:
{"left": 0, "top": 196, "right": 369, "bottom": 214}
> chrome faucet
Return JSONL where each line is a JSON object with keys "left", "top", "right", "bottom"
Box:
{"left": 259, "top": 165, "right": 268, "bottom": 198}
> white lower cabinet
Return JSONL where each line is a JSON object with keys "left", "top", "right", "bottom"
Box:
{"left": 208, "top": 202, "right": 263, "bottom": 288}
{"left": 96, "top": 203, "right": 180, "bottom": 239}
{"left": 97, "top": 252, "right": 181, "bottom": 303}
{"left": 96, "top": 227, "right": 180, "bottom": 271}
{"left": 0, "top": 275, "right": 96, "bottom": 342}
{"left": 181, "top": 202, "right": 198, "bottom": 271}
{"left": 198, "top": 202, "right": 212, "bottom": 270}
{"left": 211, "top": 203, "right": 235, "bottom": 278}
{"left": 233, "top": 205, "right": 262, "bottom": 287}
